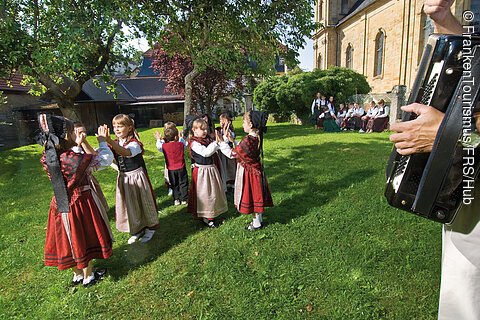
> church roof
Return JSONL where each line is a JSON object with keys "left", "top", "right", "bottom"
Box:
{"left": 337, "top": 0, "right": 377, "bottom": 26}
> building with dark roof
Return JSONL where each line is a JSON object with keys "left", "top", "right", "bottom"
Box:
{"left": 312, "top": 0, "right": 478, "bottom": 93}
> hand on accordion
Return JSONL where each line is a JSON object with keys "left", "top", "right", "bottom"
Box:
{"left": 389, "top": 103, "right": 444, "bottom": 155}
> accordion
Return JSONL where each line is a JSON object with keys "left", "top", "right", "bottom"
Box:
{"left": 385, "top": 34, "right": 480, "bottom": 223}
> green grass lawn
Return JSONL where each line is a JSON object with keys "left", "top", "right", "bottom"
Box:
{"left": 0, "top": 122, "right": 441, "bottom": 319}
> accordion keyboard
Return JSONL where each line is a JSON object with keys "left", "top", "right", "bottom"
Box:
{"left": 390, "top": 61, "right": 444, "bottom": 193}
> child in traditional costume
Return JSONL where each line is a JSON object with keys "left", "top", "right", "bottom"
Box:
{"left": 162, "top": 121, "right": 177, "bottom": 196}
{"left": 106, "top": 114, "right": 159, "bottom": 244}
{"left": 218, "top": 113, "right": 237, "bottom": 192}
{"left": 155, "top": 126, "right": 188, "bottom": 206}
{"left": 72, "top": 122, "right": 109, "bottom": 213}
{"left": 218, "top": 111, "right": 273, "bottom": 230}
{"left": 187, "top": 118, "right": 228, "bottom": 228}
{"left": 37, "top": 114, "right": 113, "bottom": 287}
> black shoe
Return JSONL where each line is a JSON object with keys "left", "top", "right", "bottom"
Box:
{"left": 203, "top": 218, "right": 217, "bottom": 228}
{"left": 94, "top": 268, "right": 107, "bottom": 278}
{"left": 245, "top": 222, "right": 263, "bottom": 231}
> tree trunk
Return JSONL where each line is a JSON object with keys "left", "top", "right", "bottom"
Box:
{"left": 38, "top": 74, "right": 83, "bottom": 122}
{"left": 205, "top": 95, "right": 213, "bottom": 119}
{"left": 184, "top": 65, "right": 201, "bottom": 118}
{"left": 58, "top": 100, "right": 81, "bottom": 122}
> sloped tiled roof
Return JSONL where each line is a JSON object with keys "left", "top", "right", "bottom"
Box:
{"left": 0, "top": 73, "right": 29, "bottom": 92}
{"left": 78, "top": 78, "right": 136, "bottom": 102}
{"left": 78, "top": 76, "right": 183, "bottom": 103}
{"left": 117, "top": 77, "right": 183, "bottom": 101}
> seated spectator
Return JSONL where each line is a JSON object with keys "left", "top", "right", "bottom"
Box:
{"left": 366, "top": 99, "right": 390, "bottom": 133}
{"left": 319, "top": 105, "right": 340, "bottom": 132}
{"left": 344, "top": 102, "right": 365, "bottom": 131}
{"left": 359, "top": 101, "right": 379, "bottom": 133}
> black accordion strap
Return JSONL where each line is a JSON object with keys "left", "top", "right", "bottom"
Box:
{"left": 413, "top": 47, "right": 480, "bottom": 214}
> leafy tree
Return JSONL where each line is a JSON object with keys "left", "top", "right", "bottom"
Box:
{"left": 254, "top": 67, "right": 371, "bottom": 117}
{"left": 151, "top": 45, "right": 243, "bottom": 116}
{"left": 253, "top": 76, "right": 288, "bottom": 114}
{"left": 0, "top": 0, "right": 143, "bottom": 120}
{"left": 139, "top": 0, "right": 316, "bottom": 119}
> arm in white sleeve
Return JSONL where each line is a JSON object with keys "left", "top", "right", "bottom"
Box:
{"left": 328, "top": 103, "right": 335, "bottom": 113}
{"left": 191, "top": 141, "right": 219, "bottom": 157}
{"left": 218, "top": 141, "right": 235, "bottom": 159}
{"left": 90, "top": 142, "right": 114, "bottom": 171}
{"left": 377, "top": 106, "right": 390, "bottom": 118}
{"left": 125, "top": 141, "right": 142, "bottom": 157}
{"left": 156, "top": 139, "right": 164, "bottom": 152}
{"left": 179, "top": 137, "right": 187, "bottom": 146}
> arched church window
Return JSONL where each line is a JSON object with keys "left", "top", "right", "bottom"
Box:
{"left": 374, "top": 31, "right": 385, "bottom": 77}
{"left": 316, "top": 53, "right": 323, "bottom": 70}
{"left": 346, "top": 44, "right": 353, "bottom": 69}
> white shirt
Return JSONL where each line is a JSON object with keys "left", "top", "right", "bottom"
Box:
{"left": 376, "top": 106, "right": 390, "bottom": 118}
{"left": 311, "top": 98, "right": 321, "bottom": 114}
{"left": 190, "top": 140, "right": 219, "bottom": 157}
{"left": 71, "top": 142, "right": 113, "bottom": 169}
{"left": 366, "top": 106, "right": 379, "bottom": 117}
{"left": 156, "top": 137, "right": 187, "bottom": 152}
{"left": 118, "top": 139, "right": 142, "bottom": 157}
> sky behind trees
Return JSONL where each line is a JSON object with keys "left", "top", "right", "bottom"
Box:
{"left": 129, "top": 35, "right": 314, "bottom": 72}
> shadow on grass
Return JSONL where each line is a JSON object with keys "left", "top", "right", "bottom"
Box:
{"left": 265, "top": 124, "right": 320, "bottom": 141}
{"left": 98, "top": 138, "right": 390, "bottom": 280}
{"left": 97, "top": 204, "right": 205, "bottom": 280}
{"left": 262, "top": 140, "right": 389, "bottom": 225}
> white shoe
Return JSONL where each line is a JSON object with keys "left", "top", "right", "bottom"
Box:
{"left": 127, "top": 231, "right": 144, "bottom": 244}
{"left": 358, "top": 129, "right": 365, "bottom": 133}
{"left": 174, "top": 199, "right": 181, "bottom": 206}
{"left": 181, "top": 201, "right": 187, "bottom": 205}
{"left": 167, "top": 188, "right": 173, "bottom": 196}
{"left": 140, "top": 229, "right": 155, "bottom": 243}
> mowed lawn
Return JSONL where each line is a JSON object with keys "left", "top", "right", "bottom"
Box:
{"left": 0, "top": 122, "right": 441, "bottom": 319}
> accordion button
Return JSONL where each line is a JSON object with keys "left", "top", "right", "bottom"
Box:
{"left": 436, "top": 210, "right": 446, "bottom": 220}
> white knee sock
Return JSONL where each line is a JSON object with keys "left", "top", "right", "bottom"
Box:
{"left": 252, "top": 214, "right": 262, "bottom": 228}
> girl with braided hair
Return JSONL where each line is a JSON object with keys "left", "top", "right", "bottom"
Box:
{"left": 105, "top": 114, "right": 159, "bottom": 244}
{"left": 218, "top": 111, "right": 273, "bottom": 230}
{"left": 187, "top": 118, "right": 228, "bottom": 228}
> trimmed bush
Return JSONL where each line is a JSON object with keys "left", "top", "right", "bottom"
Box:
{"left": 254, "top": 67, "right": 371, "bottom": 118}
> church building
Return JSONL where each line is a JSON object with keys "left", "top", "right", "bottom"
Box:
{"left": 313, "top": 0, "right": 479, "bottom": 95}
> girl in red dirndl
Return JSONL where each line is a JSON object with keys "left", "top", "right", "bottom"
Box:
{"left": 218, "top": 111, "right": 273, "bottom": 230}
{"left": 38, "top": 114, "right": 113, "bottom": 287}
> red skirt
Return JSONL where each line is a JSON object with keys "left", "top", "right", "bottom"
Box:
{"left": 44, "top": 187, "right": 113, "bottom": 270}
{"left": 234, "top": 164, "right": 274, "bottom": 214}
